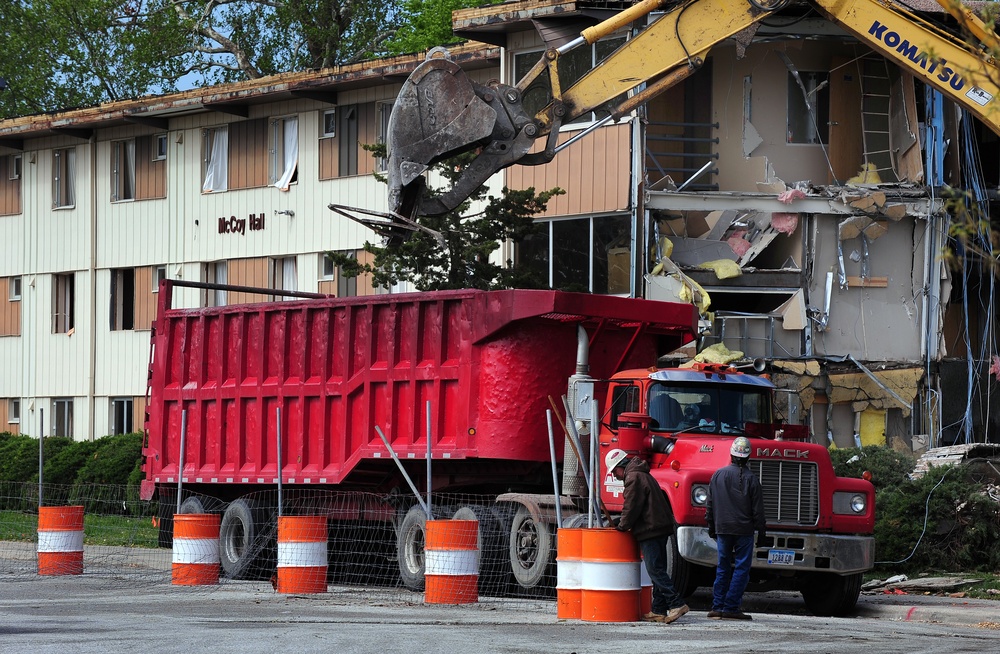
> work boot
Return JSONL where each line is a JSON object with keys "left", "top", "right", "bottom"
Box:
{"left": 706, "top": 610, "right": 724, "bottom": 619}
{"left": 642, "top": 611, "right": 666, "bottom": 622}
{"left": 661, "top": 604, "right": 689, "bottom": 624}
{"left": 721, "top": 611, "right": 752, "bottom": 620}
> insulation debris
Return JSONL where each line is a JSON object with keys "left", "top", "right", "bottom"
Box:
{"left": 698, "top": 259, "right": 742, "bottom": 279}
{"left": 771, "top": 212, "right": 798, "bottom": 234}
{"left": 828, "top": 367, "right": 923, "bottom": 415}
{"left": 693, "top": 343, "right": 744, "bottom": 364}
{"left": 847, "top": 163, "right": 882, "bottom": 184}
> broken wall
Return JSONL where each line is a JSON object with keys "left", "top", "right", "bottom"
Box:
{"left": 710, "top": 40, "right": 874, "bottom": 191}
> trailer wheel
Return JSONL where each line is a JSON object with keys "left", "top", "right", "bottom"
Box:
{"left": 802, "top": 572, "right": 863, "bottom": 616}
{"left": 397, "top": 505, "right": 429, "bottom": 591}
{"left": 453, "top": 505, "right": 506, "bottom": 594}
{"left": 219, "top": 498, "right": 258, "bottom": 579}
{"left": 509, "top": 505, "right": 553, "bottom": 589}
{"left": 179, "top": 495, "right": 223, "bottom": 515}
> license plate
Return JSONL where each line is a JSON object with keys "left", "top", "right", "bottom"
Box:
{"left": 767, "top": 549, "right": 795, "bottom": 565}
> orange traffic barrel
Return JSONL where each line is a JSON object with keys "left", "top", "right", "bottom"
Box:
{"left": 37, "top": 505, "right": 84, "bottom": 575}
{"left": 640, "top": 555, "right": 653, "bottom": 615}
{"left": 556, "top": 528, "right": 584, "bottom": 619}
{"left": 277, "top": 515, "right": 328, "bottom": 594}
{"left": 172, "top": 514, "right": 221, "bottom": 585}
{"left": 580, "top": 527, "right": 641, "bottom": 622}
{"left": 425, "top": 519, "right": 479, "bottom": 604}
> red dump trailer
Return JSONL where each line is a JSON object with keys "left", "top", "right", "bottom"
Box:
{"left": 142, "top": 280, "right": 698, "bottom": 585}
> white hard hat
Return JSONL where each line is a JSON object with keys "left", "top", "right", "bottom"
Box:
{"left": 605, "top": 448, "right": 629, "bottom": 471}
{"left": 730, "top": 437, "right": 752, "bottom": 459}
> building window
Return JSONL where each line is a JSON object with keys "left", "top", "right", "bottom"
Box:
{"left": 9, "top": 276, "right": 20, "bottom": 301}
{"left": 787, "top": 71, "right": 830, "bottom": 144}
{"left": 112, "top": 139, "right": 136, "bottom": 202}
{"left": 202, "top": 126, "right": 228, "bottom": 192}
{"left": 320, "top": 253, "right": 335, "bottom": 281}
{"left": 8, "top": 398, "right": 19, "bottom": 424}
{"left": 269, "top": 116, "right": 299, "bottom": 190}
{"left": 53, "top": 398, "right": 74, "bottom": 437}
{"left": 334, "top": 251, "right": 357, "bottom": 297}
{"left": 376, "top": 103, "right": 393, "bottom": 171}
{"left": 203, "top": 261, "right": 228, "bottom": 307}
{"left": 111, "top": 268, "right": 135, "bottom": 331}
{"left": 321, "top": 109, "right": 336, "bottom": 137}
{"left": 338, "top": 105, "right": 358, "bottom": 176}
{"left": 154, "top": 134, "right": 168, "bottom": 161}
{"left": 514, "top": 36, "right": 627, "bottom": 126}
{"left": 153, "top": 266, "right": 166, "bottom": 292}
{"left": 9, "top": 154, "right": 21, "bottom": 180}
{"left": 271, "top": 256, "right": 298, "bottom": 299}
{"left": 110, "top": 397, "right": 133, "bottom": 435}
{"left": 516, "top": 214, "right": 631, "bottom": 294}
{"left": 53, "top": 273, "right": 75, "bottom": 334}
{"left": 53, "top": 148, "right": 76, "bottom": 208}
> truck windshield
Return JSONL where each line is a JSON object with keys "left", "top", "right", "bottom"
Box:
{"left": 647, "top": 382, "right": 771, "bottom": 434}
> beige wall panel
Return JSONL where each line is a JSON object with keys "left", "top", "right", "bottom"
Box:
{"left": 134, "top": 395, "right": 148, "bottom": 434}
{"left": 0, "top": 334, "right": 23, "bottom": 396}
{"left": 808, "top": 214, "right": 928, "bottom": 360}
{"left": 26, "top": 144, "right": 93, "bottom": 275}
{"left": 506, "top": 123, "right": 630, "bottom": 218}
{"left": 0, "top": 278, "right": 22, "bottom": 336}
{"left": 135, "top": 135, "right": 167, "bottom": 200}
{"left": 712, "top": 42, "right": 860, "bottom": 191}
{"left": 96, "top": 330, "right": 151, "bottom": 396}
{"left": 228, "top": 257, "right": 271, "bottom": 303}
{"left": 318, "top": 279, "right": 337, "bottom": 295}
{"left": 34, "top": 273, "right": 91, "bottom": 397}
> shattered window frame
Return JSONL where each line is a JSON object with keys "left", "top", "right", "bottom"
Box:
{"left": 786, "top": 71, "right": 830, "bottom": 145}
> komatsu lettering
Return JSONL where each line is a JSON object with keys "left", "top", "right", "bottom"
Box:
{"left": 868, "top": 20, "right": 965, "bottom": 91}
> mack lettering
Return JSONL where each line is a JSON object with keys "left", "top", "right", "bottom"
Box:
{"left": 756, "top": 447, "right": 810, "bottom": 459}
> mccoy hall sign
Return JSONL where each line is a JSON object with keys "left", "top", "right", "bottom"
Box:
{"left": 218, "top": 213, "right": 266, "bottom": 235}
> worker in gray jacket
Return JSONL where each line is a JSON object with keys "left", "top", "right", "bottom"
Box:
{"left": 705, "top": 436, "right": 766, "bottom": 620}
{"left": 608, "top": 448, "right": 689, "bottom": 624}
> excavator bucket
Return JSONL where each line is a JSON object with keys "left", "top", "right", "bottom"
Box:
{"left": 387, "top": 49, "right": 498, "bottom": 218}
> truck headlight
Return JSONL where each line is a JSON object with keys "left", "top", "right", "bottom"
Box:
{"left": 691, "top": 485, "right": 708, "bottom": 506}
{"left": 833, "top": 491, "right": 867, "bottom": 515}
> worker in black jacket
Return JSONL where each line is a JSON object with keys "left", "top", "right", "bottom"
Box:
{"left": 705, "top": 436, "right": 766, "bottom": 620}
{"left": 608, "top": 448, "right": 689, "bottom": 624}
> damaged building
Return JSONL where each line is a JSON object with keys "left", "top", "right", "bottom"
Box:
{"left": 449, "top": 0, "right": 999, "bottom": 451}
{"left": 0, "top": 0, "right": 996, "bottom": 450}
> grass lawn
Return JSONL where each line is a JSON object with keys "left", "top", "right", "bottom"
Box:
{"left": 0, "top": 510, "right": 159, "bottom": 548}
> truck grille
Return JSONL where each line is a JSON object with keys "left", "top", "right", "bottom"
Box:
{"left": 749, "top": 460, "right": 819, "bottom": 526}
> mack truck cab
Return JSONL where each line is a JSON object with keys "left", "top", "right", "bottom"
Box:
{"left": 595, "top": 363, "right": 876, "bottom": 616}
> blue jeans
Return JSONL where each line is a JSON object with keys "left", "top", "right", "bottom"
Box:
{"left": 639, "top": 535, "right": 684, "bottom": 614}
{"left": 712, "top": 534, "right": 754, "bottom": 613}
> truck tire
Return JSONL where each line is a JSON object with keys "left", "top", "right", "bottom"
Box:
{"left": 509, "top": 505, "right": 553, "bottom": 589}
{"left": 453, "top": 505, "right": 506, "bottom": 594}
{"left": 802, "top": 572, "right": 863, "bottom": 616}
{"left": 397, "top": 505, "right": 429, "bottom": 591}
{"left": 179, "top": 495, "right": 223, "bottom": 515}
{"left": 666, "top": 527, "right": 698, "bottom": 598}
{"left": 219, "top": 498, "right": 258, "bottom": 580}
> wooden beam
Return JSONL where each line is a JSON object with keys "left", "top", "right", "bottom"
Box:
{"left": 846, "top": 276, "right": 889, "bottom": 288}
{"left": 203, "top": 102, "right": 249, "bottom": 117}
{"left": 124, "top": 115, "right": 170, "bottom": 130}
{"left": 0, "top": 138, "right": 24, "bottom": 151}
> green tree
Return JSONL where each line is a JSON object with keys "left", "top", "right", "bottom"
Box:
{"left": 0, "top": 0, "right": 399, "bottom": 118}
{"left": 384, "top": 0, "right": 497, "bottom": 55}
{"left": 331, "top": 148, "right": 561, "bottom": 291}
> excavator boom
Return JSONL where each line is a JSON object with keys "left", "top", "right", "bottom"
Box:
{"left": 386, "top": 0, "right": 1000, "bottom": 220}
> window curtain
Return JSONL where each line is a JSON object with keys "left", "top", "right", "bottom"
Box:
{"left": 124, "top": 139, "right": 135, "bottom": 199}
{"left": 274, "top": 117, "right": 298, "bottom": 191}
{"left": 202, "top": 127, "right": 228, "bottom": 192}
{"left": 282, "top": 257, "right": 297, "bottom": 299}
{"left": 65, "top": 149, "right": 76, "bottom": 206}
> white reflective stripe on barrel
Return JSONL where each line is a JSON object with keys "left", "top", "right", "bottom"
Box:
{"left": 557, "top": 559, "right": 582, "bottom": 589}
{"left": 173, "top": 538, "right": 220, "bottom": 564}
{"left": 37, "top": 530, "right": 84, "bottom": 553}
{"left": 581, "top": 560, "right": 640, "bottom": 591}
{"left": 277, "top": 541, "right": 328, "bottom": 567}
{"left": 425, "top": 549, "right": 478, "bottom": 576}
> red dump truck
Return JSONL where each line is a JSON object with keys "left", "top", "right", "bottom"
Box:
{"left": 142, "top": 280, "right": 873, "bottom": 614}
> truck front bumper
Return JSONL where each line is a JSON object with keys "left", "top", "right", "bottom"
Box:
{"left": 677, "top": 526, "right": 874, "bottom": 575}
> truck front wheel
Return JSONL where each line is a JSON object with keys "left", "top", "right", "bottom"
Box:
{"left": 665, "top": 528, "right": 698, "bottom": 597}
{"left": 801, "top": 572, "right": 863, "bottom": 616}
{"left": 397, "top": 505, "right": 429, "bottom": 591}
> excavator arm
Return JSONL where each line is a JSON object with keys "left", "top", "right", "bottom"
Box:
{"left": 387, "top": 0, "right": 1000, "bottom": 219}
